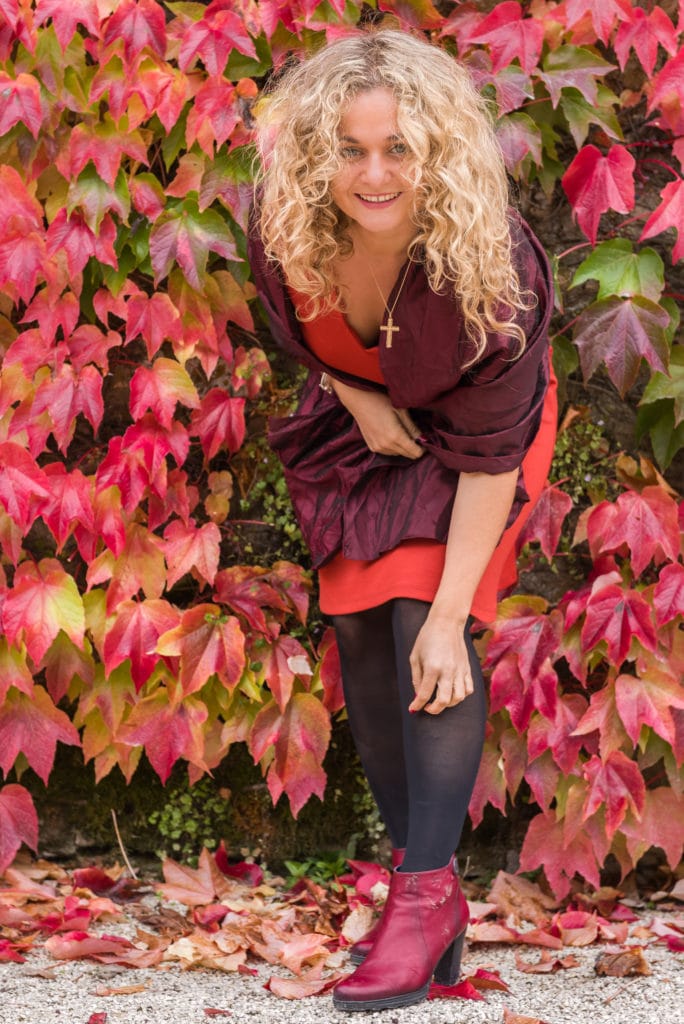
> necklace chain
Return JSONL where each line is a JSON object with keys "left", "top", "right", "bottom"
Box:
{"left": 364, "top": 254, "right": 413, "bottom": 349}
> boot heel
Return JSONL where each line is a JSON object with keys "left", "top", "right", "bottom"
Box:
{"left": 433, "top": 927, "right": 466, "bottom": 986}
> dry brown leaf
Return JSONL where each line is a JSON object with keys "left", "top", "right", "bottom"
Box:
{"left": 515, "top": 950, "right": 581, "bottom": 974}
{"left": 503, "top": 1009, "right": 551, "bottom": 1024}
{"left": 340, "top": 904, "right": 375, "bottom": 944}
{"left": 595, "top": 947, "right": 651, "bottom": 977}
{"left": 279, "top": 932, "right": 332, "bottom": 975}
{"left": 92, "top": 984, "right": 148, "bottom": 996}
{"left": 488, "top": 872, "right": 557, "bottom": 927}
{"left": 265, "top": 971, "right": 344, "bottom": 999}
{"left": 670, "top": 879, "right": 684, "bottom": 902}
{"left": 163, "top": 933, "right": 247, "bottom": 973}
{"left": 467, "top": 921, "right": 517, "bottom": 944}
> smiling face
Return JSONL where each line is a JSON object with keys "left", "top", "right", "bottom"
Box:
{"left": 330, "top": 87, "right": 417, "bottom": 248}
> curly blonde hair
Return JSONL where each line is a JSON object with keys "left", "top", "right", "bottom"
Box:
{"left": 255, "top": 29, "right": 531, "bottom": 363}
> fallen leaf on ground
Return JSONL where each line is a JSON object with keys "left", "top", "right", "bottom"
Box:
{"left": 87, "top": 1014, "right": 107, "bottom": 1024}
{"left": 428, "top": 979, "right": 485, "bottom": 1001}
{"left": 468, "top": 967, "right": 511, "bottom": 991}
{"left": 503, "top": 1010, "right": 551, "bottom": 1024}
{"left": 264, "top": 972, "right": 343, "bottom": 998}
{"left": 468, "top": 920, "right": 517, "bottom": 943}
{"left": 552, "top": 910, "right": 599, "bottom": 946}
{"left": 514, "top": 927, "right": 563, "bottom": 949}
{"left": 163, "top": 933, "right": 247, "bottom": 972}
{"left": 515, "top": 949, "right": 581, "bottom": 973}
{"left": 489, "top": 871, "right": 557, "bottom": 927}
{"left": 670, "top": 879, "right": 684, "bottom": 902}
{"left": 340, "top": 903, "right": 374, "bottom": 943}
{"left": 204, "top": 1011, "right": 232, "bottom": 1017}
{"left": 594, "top": 946, "right": 651, "bottom": 977}
{"left": 92, "top": 983, "right": 148, "bottom": 996}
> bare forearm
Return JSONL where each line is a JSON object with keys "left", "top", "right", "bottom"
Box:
{"left": 431, "top": 468, "right": 519, "bottom": 623}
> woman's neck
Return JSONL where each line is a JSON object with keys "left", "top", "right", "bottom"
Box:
{"left": 349, "top": 222, "right": 418, "bottom": 264}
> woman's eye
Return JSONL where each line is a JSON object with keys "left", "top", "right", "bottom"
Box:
{"left": 390, "top": 142, "right": 408, "bottom": 155}
{"left": 340, "top": 146, "right": 362, "bottom": 158}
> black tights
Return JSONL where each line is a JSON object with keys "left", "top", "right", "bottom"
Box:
{"left": 332, "top": 599, "right": 486, "bottom": 873}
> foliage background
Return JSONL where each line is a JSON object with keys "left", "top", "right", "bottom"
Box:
{"left": 0, "top": 0, "right": 682, "bottom": 897}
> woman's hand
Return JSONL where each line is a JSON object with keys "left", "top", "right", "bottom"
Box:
{"left": 332, "top": 379, "right": 424, "bottom": 459}
{"left": 408, "top": 611, "right": 473, "bottom": 714}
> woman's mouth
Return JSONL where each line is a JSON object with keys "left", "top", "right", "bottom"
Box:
{"left": 356, "top": 192, "right": 401, "bottom": 205}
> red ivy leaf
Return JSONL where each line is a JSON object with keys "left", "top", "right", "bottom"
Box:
{"left": 641, "top": 177, "right": 684, "bottom": 263}
{"left": 571, "top": 680, "right": 631, "bottom": 759}
{"left": 573, "top": 296, "right": 669, "bottom": 396}
{"left": 0, "top": 686, "right": 81, "bottom": 783}
{"left": 647, "top": 48, "right": 684, "bottom": 136}
{"left": 125, "top": 291, "right": 183, "bottom": 359}
{"left": 56, "top": 118, "right": 149, "bottom": 188}
{"left": 614, "top": 7, "right": 678, "bottom": 77}
{"left": 0, "top": 784, "right": 38, "bottom": 875}
{"left": 527, "top": 694, "right": 588, "bottom": 773}
{"left": 34, "top": 0, "right": 103, "bottom": 49}
{"left": 191, "top": 389, "right": 246, "bottom": 460}
{"left": 0, "top": 70, "right": 42, "bottom": 138}
{"left": 164, "top": 518, "right": 221, "bottom": 589}
{"left": 46, "top": 209, "right": 118, "bottom": 277}
{"left": 258, "top": 633, "right": 311, "bottom": 713}
{"left": 249, "top": 693, "right": 331, "bottom": 818}
{"left": 468, "top": 2, "right": 544, "bottom": 75}
{"left": 428, "top": 979, "right": 485, "bottom": 1001}
{"left": 519, "top": 811, "right": 601, "bottom": 899}
{"left": 156, "top": 603, "right": 246, "bottom": 695}
{"left": 32, "top": 363, "right": 104, "bottom": 452}
{"left": 582, "top": 751, "right": 646, "bottom": 838}
{"left": 150, "top": 204, "right": 239, "bottom": 290}
{"left": 118, "top": 691, "right": 209, "bottom": 783}
{"left": 213, "top": 566, "right": 289, "bottom": 633}
{"left": 518, "top": 485, "right": 573, "bottom": 560}
{"left": 653, "top": 562, "right": 684, "bottom": 626}
{"left": 621, "top": 787, "right": 684, "bottom": 871}
{"left": 0, "top": 638, "right": 34, "bottom": 703}
{"left": 317, "top": 627, "right": 344, "bottom": 713}
{"left": 581, "top": 582, "right": 657, "bottom": 665}
{"left": 564, "top": 0, "right": 634, "bottom": 46}
{"left": 585, "top": 487, "right": 681, "bottom": 576}
{"left": 129, "top": 357, "right": 199, "bottom": 429}
{"left": 103, "top": 598, "right": 180, "bottom": 691}
{"left": 0, "top": 442, "right": 51, "bottom": 530}
{"left": 103, "top": 0, "right": 167, "bottom": 63}
{"left": 615, "top": 669, "right": 684, "bottom": 747}
{"left": 0, "top": 229, "right": 45, "bottom": 303}
{"left": 40, "top": 463, "right": 95, "bottom": 552}
{"left": 186, "top": 78, "right": 239, "bottom": 156}
{"left": 562, "top": 145, "right": 635, "bottom": 245}
{"left": 179, "top": 7, "right": 257, "bottom": 76}
{"left": 2, "top": 558, "right": 85, "bottom": 664}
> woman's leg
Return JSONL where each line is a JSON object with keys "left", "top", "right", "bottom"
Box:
{"left": 391, "top": 598, "right": 487, "bottom": 872}
{"left": 331, "top": 603, "right": 409, "bottom": 850}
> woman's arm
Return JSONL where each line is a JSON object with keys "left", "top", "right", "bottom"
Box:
{"left": 408, "top": 467, "right": 519, "bottom": 715}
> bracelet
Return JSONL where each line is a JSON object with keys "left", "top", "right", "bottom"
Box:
{"left": 319, "top": 372, "right": 334, "bottom": 394}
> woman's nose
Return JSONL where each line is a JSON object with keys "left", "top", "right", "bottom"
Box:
{"left": 361, "top": 152, "right": 391, "bottom": 183}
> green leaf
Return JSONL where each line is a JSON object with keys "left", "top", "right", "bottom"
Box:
{"left": 571, "top": 239, "right": 665, "bottom": 301}
{"left": 560, "top": 85, "right": 622, "bottom": 149}
{"left": 66, "top": 166, "right": 130, "bottom": 233}
{"left": 640, "top": 346, "right": 684, "bottom": 426}
{"left": 541, "top": 46, "right": 616, "bottom": 108}
{"left": 636, "top": 398, "right": 684, "bottom": 469}
{"left": 225, "top": 33, "right": 272, "bottom": 79}
{"left": 150, "top": 199, "right": 239, "bottom": 289}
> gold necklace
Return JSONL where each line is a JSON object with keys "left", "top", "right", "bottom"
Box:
{"left": 363, "top": 251, "right": 414, "bottom": 349}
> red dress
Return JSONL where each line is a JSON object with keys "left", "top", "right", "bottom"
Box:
{"left": 290, "top": 294, "right": 558, "bottom": 623}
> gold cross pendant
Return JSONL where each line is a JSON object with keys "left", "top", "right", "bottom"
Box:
{"left": 380, "top": 316, "right": 399, "bottom": 348}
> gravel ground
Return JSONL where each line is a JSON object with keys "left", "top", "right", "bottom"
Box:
{"left": 1, "top": 929, "right": 681, "bottom": 1024}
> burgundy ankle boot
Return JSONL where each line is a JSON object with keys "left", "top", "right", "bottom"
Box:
{"left": 347, "top": 848, "right": 405, "bottom": 965}
{"left": 333, "top": 854, "right": 468, "bottom": 1012}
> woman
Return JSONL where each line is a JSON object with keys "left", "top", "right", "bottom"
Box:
{"left": 248, "top": 29, "right": 557, "bottom": 1012}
